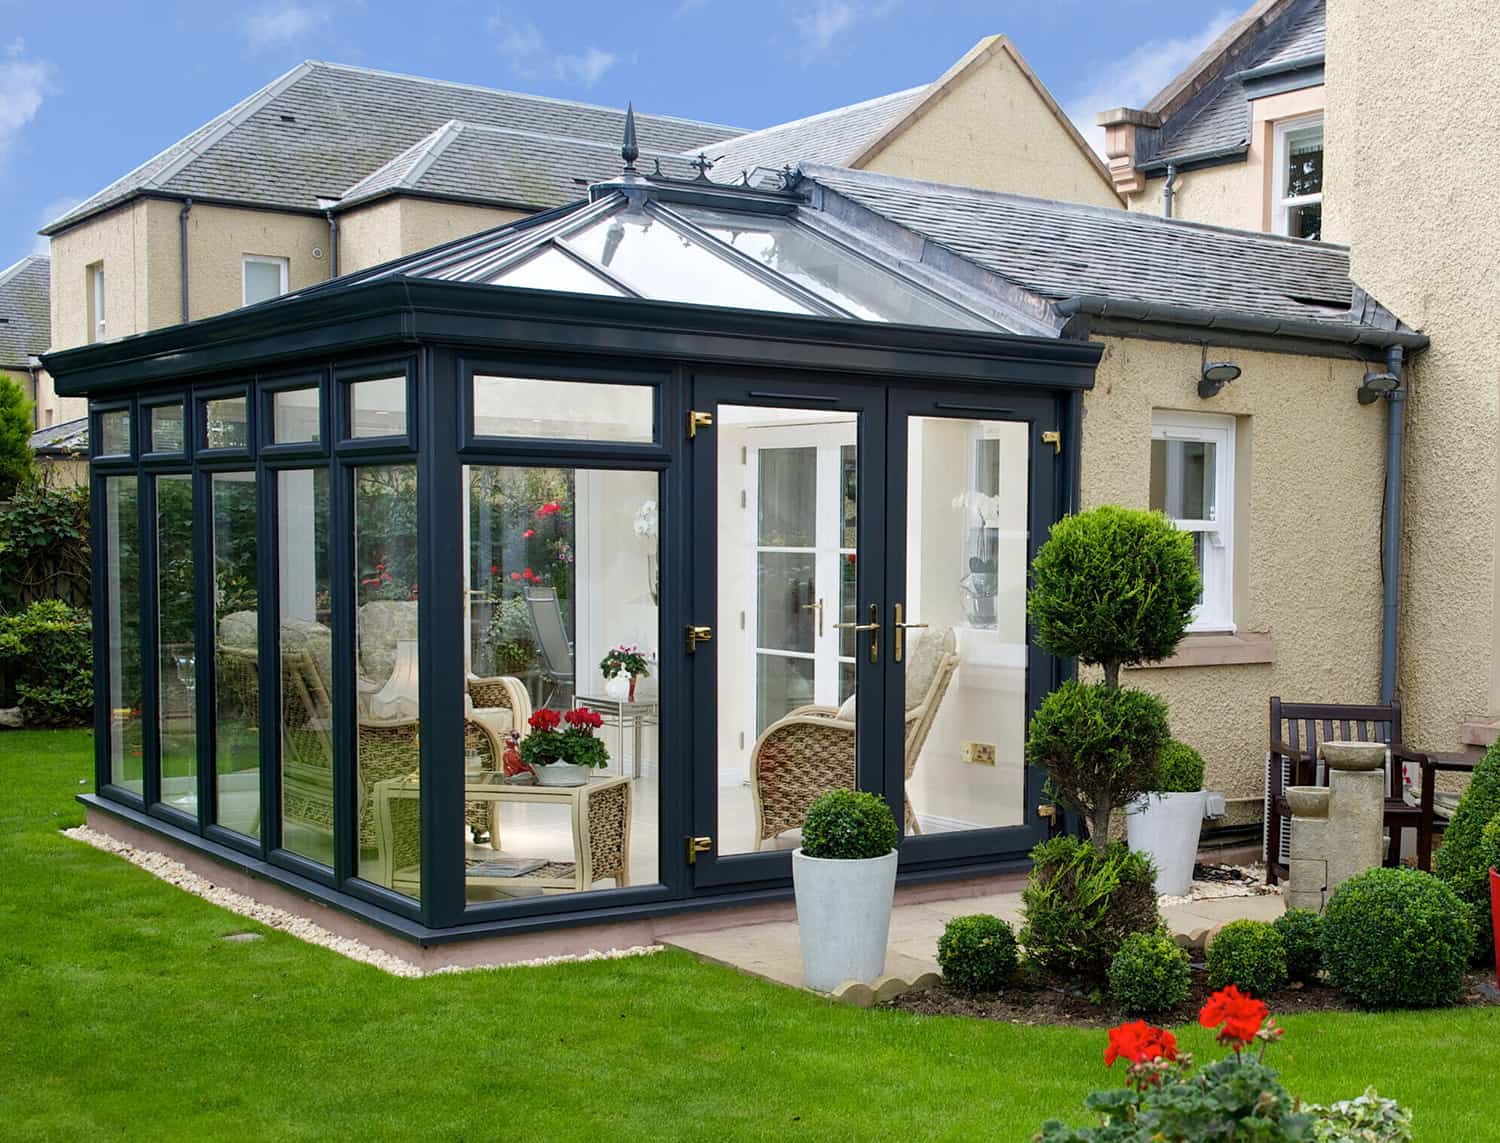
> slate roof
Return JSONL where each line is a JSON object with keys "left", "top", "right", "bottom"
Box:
{"left": 0, "top": 255, "right": 50, "bottom": 369}
{"left": 30, "top": 417, "right": 88, "bottom": 457}
{"left": 803, "top": 164, "right": 1367, "bottom": 328}
{"left": 42, "top": 61, "right": 741, "bottom": 233}
{"left": 1151, "top": 0, "right": 1324, "bottom": 167}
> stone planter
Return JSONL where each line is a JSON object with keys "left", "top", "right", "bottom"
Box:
{"left": 1125, "top": 791, "right": 1205, "bottom": 897}
{"left": 534, "top": 762, "right": 590, "bottom": 787}
{"left": 1285, "top": 786, "right": 1330, "bottom": 818}
{"left": 792, "top": 848, "right": 898, "bottom": 992}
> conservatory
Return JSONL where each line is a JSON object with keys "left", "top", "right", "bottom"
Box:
{"left": 49, "top": 148, "right": 1099, "bottom": 939}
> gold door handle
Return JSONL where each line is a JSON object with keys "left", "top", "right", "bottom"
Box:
{"left": 801, "top": 597, "right": 824, "bottom": 638}
{"left": 892, "top": 603, "right": 928, "bottom": 663}
{"left": 833, "top": 602, "right": 880, "bottom": 663}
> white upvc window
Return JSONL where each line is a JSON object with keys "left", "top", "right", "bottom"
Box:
{"left": 88, "top": 263, "right": 106, "bottom": 343}
{"left": 1272, "top": 115, "right": 1323, "bottom": 240}
{"left": 242, "top": 254, "right": 289, "bottom": 306}
{"left": 1151, "top": 410, "right": 1235, "bottom": 632}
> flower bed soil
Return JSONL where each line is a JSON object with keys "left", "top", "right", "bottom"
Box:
{"left": 886, "top": 968, "right": 1500, "bottom": 1027}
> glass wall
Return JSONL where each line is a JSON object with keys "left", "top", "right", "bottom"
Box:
{"left": 104, "top": 475, "right": 142, "bottom": 793}
{"left": 156, "top": 474, "right": 196, "bottom": 812}
{"left": 212, "top": 471, "right": 260, "bottom": 837}
{"left": 278, "top": 468, "right": 334, "bottom": 866}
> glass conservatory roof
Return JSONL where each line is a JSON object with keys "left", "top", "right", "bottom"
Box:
{"left": 400, "top": 191, "right": 998, "bottom": 331}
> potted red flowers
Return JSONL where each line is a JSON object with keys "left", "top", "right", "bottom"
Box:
{"left": 520, "top": 706, "right": 609, "bottom": 786}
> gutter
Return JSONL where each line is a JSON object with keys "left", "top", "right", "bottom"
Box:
{"left": 1138, "top": 142, "right": 1248, "bottom": 176}
{"left": 179, "top": 199, "right": 193, "bottom": 323}
{"left": 1378, "top": 346, "right": 1407, "bottom": 705}
{"left": 1236, "top": 52, "right": 1324, "bottom": 83}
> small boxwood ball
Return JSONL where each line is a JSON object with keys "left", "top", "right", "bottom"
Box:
{"left": 1153, "top": 740, "right": 1206, "bottom": 794}
{"left": 1206, "top": 919, "right": 1289, "bottom": 998}
{"left": 938, "top": 914, "right": 1020, "bottom": 993}
{"left": 799, "top": 789, "right": 899, "bottom": 861}
{"left": 1320, "top": 867, "right": 1475, "bottom": 1009}
{"left": 1272, "top": 908, "right": 1323, "bottom": 984}
{"left": 1107, "top": 930, "right": 1191, "bottom": 1016}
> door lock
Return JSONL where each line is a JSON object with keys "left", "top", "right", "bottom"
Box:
{"left": 892, "top": 603, "right": 928, "bottom": 663}
{"left": 685, "top": 625, "right": 713, "bottom": 653}
{"left": 833, "top": 602, "right": 880, "bottom": 663}
{"left": 686, "top": 836, "right": 713, "bottom": 863}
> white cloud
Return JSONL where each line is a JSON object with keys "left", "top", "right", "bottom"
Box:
{"left": 0, "top": 39, "right": 53, "bottom": 165}
{"left": 34, "top": 195, "right": 83, "bottom": 253}
{"left": 491, "top": 17, "right": 544, "bottom": 67}
{"left": 1063, "top": 8, "right": 1239, "bottom": 155}
{"left": 553, "top": 47, "right": 618, "bottom": 88}
{"left": 794, "top": 1, "right": 859, "bottom": 61}
{"left": 487, "top": 12, "right": 618, "bottom": 89}
{"left": 242, "top": 3, "right": 330, "bottom": 50}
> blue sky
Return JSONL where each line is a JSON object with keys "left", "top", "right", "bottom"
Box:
{"left": 1, "top": 0, "right": 1238, "bottom": 265}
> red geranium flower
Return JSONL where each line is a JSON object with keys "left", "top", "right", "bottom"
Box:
{"left": 528, "top": 709, "right": 562, "bottom": 732}
{"left": 510, "top": 571, "right": 522, "bottom": 581}
{"left": 1104, "top": 1020, "right": 1178, "bottom": 1068}
{"left": 490, "top": 564, "right": 499, "bottom": 574}
{"left": 523, "top": 528, "right": 535, "bottom": 539}
{"left": 1199, "top": 985, "right": 1268, "bottom": 1048}
{"left": 536, "top": 502, "right": 561, "bottom": 517}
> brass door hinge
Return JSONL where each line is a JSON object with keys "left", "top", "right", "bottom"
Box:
{"left": 687, "top": 410, "right": 714, "bottom": 438}
{"left": 685, "top": 624, "right": 713, "bottom": 653}
{"left": 686, "top": 835, "right": 713, "bottom": 864}
{"left": 1037, "top": 804, "right": 1058, "bottom": 821}
{"left": 1041, "top": 429, "right": 1061, "bottom": 455}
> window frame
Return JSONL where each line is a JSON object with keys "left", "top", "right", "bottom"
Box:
{"left": 88, "top": 262, "right": 107, "bottom": 343}
{"left": 1272, "top": 114, "right": 1324, "bottom": 239}
{"left": 1151, "top": 409, "right": 1235, "bottom": 633}
{"left": 242, "top": 254, "right": 290, "bottom": 307}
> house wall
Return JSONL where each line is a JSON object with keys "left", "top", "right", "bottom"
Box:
{"left": 860, "top": 42, "right": 1122, "bottom": 209}
{"left": 1324, "top": 0, "right": 1500, "bottom": 749}
{"left": 174, "top": 201, "right": 331, "bottom": 323}
{"left": 339, "top": 199, "right": 526, "bottom": 275}
{"left": 49, "top": 199, "right": 155, "bottom": 350}
{"left": 1084, "top": 336, "right": 1385, "bottom": 824}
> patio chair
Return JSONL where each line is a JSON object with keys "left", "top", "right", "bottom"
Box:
{"left": 524, "top": 587, "right": 575, "bottom": 708}
{"left": 749, "top": 626, "right": 960, "bottom": 849}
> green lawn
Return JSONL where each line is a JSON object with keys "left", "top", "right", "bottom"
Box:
{"left": 2, "top": 729, "right": 1497, "bottom": 1141}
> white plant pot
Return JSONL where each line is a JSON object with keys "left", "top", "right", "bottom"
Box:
{"left": 792, "top": 848, "right": 898, "bottom": 992}
{"left": 535, "top": 762, "right": 590, "bottom": 787}
{"left": 604, "top": 674, "right": 631, "bottom": 701}
{"left": 1126, "top": 791, "right": 1206, "bottom": 897}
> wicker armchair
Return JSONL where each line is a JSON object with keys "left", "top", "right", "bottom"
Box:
{"left": 749, "top": 626, "right": 960, "bottom": 849}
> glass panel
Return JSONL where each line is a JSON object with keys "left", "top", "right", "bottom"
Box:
{"left": 212, "top": 472, "right": 259, "bottom": 836}
{"left": 1286, "top": 202, "right": 1322, "bottom": 241}
{"left": 278, "top": 469, "right": 334, "bottom": 867}
{"left": 204, "top": 396, "right": 248, "bottom": 450}
{"left": 105, "top": 476, "right": 142, "bottom": 793}
{"left": 349, "top": 377, "right": 406, "bottom": 439}
{"left": 1150, "top": 438, "right": 1216, "bottom": 521}
{"left": 904, "top": 416, "right": 1029, "bottom": 833}
{"left": 1283, "top": 124, "right": 1324, "bottom": 198}
{"left": 493, "top": 247, "right": 627, "bottom": 297}
{"left": 717, "top": 405, "right": 859, "bottom": 854}
{"left": 272, "top": 387, "right": 321, "bottom": 443}
{"left": 472, "top": 376, "right": 653, "bottom": 443}
{"left": 156, "top": 475, "right": 196, "bottom": 812}
{"left": 456, "top": 464, "right": 659, "bottom": 908}
{"left": 244, "top": 258, "right": 285, "bottom": 305}
{"left": 150, "top": 404, "right": 184, "bottom": 453}
{"left": 355, "top": 465, "right": 420, "bottom": 896}
{"left": 679, "top": 207, "right": 991, "bottom": 329}
{"left": 565, "top": 208, "right": 812, "bottom": 315}
{"left": 99, "top": 409, "right": 130, "bottom": 456}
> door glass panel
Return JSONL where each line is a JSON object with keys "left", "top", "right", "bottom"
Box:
{"left": 717, "top": 405, "right": 859, "bottom": 855}
{"left": 156, "top": 474, "right": 196, "bottom": 812}
{"left": 211, "top": 471, "right": 260, "bottom": 837}
{"left": 104, "top": 476, "right": 142, "bottom": 794}
{"left": 903, "top": 416, "right": 1028, "bottom": 834}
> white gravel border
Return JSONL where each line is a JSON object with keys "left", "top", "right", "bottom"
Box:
{"left": 63, "top": 825, "right": 662, "bottom": 977}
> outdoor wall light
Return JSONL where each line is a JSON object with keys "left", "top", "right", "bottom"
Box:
{"left": 1198, "top": 361, "right": 1241, "bottom": 398}
{"left": 1357, "top": 370, "right": 1401, "bottom": 405}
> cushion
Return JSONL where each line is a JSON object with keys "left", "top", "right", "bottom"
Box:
{"left": 836, "top": 693, "right": 858, "bottom": 722}
{"left": 904, "top": 625, "right": 956, "bottom": 711}
{"left": 358, "top": 600, "right": 418, "bottom": 681}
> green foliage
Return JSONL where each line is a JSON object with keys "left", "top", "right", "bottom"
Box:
{"left": 1307, "top": 1088, "right": 1414, "bottom": 1142}
{"left": 1020, "top": 835, "right": 1159, "bottom": 978}
{"left": 1026, "top": 680, "right": 1170, "bottom": 846}
{"left": 1433, "top": 740, "right": 1500, "bottom": 956}
{"left": 0, "top": 600, "right": 93, "bottom": 725}
{"left": 800, "top": 789, "right": 898, "bottom": 861}
{"left": 1107, "top": 930, "right": 1190, "bottom": 1016}
{"left": 482, "top": 594, "right": 538, "bottom": 673}
{"left": 1320, "top": 867, "right": 1474, "bottom": 1009}
{"left": 1207, "top": 920, "right": 1289, "bottom": 998}
{"left": 0, "top": 378, "right": 37, "bottom": 500}
{"left": 936, "top": 914, "right": 1019, "bottom": 993}
{"left": 1481, "top": 813, "right": 1500, "bottom": 884}
{"left": 1151, "top": 740, "right": 1204, "bottom": 793}
{"left": 0, "top": 479, "right": 91, "bottom": 611}
{"left": 1027, "top": 506, "right": 1201, "bottom": 683}
{"left": 1274, "top": 908, "right": 1324, "bottom": 984}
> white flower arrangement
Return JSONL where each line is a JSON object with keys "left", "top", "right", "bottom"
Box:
{"left": 634, "top": 499, "right": 658, "bottom": 540}
{"left": 951, "top": 490, "right": 1004, "bottom": 528}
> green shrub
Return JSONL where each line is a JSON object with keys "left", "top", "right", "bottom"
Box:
{"left": 800, "top": 789, "right": 898, "bottom": 861}
{"left": 1320, "top": 866, "right": 1474, "bottom": 1009}
{"left": 1026, "top": 681, "right": 1170, "bottom": 846}
{"left": 1434, "top": 740, "right": 1500, "bottom": 956}
{"left": 1107, "top": 930, "right": 1190, "bottom": 1015}
{"left": 1021, "top": 835, "right": 1159, "bottom": 978}
{"left": 1273, "top": 908, "right": 1323, "bottom": 984}
{"left": 1152, "top": 740, "right": 1204, "bottom": 793}
{"left": 0, "top": 377, "right": 37, "bottom": 500}
{"left": 1308, "top": 1088, "right": 1414, "bottom": 1142}
{"left": 1482, "top": 813, "right": 1500, "bottom": 882}
{"left": 0, "top": 479, "right": 91, "bottom": 611}
{"left": 937, "top": 914, "right": 1019, "bottom": 993}
{"left": 0, "top": 600, "right": 93, "bottom": 726}
{"left": 1206, "top": 920, "right": 1288, "bottom": 998}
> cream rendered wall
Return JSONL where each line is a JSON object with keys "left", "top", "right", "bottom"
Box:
{"left": 1325, "top": 0, "right": 1500, "bottom": 748}
{"left": 173, "top": 201, "right": 331, "bottom": 323}
{"left": 861, "top": 45, "right": 1122, "bottom": 208}
{"left": 1086, "top": 336, "right": 1385, "bottom": 823}
{"left": 49, "top": 199, "right": 154, "bottom": 351}
{"left": 337, "top": 200, "right": 406, "bottom": 273}
{"left": 338, "top": 199, "right": 527, "bottom": 275}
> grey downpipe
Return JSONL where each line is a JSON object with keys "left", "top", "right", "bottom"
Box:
{"left": 179, "top": 198, "right": 193, "bottom": 323}
{"left": 1163, "top": 164, "right": 1178, "bottom": 218}
{"left": 1380, "top": 345, "right": 1406, "bottom": 706}
{"left": 326, "top": 210, "right": 340, "bottom": 277}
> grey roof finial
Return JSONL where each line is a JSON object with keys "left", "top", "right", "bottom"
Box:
{"left": 621, "top": 102, "right": 639, "bottom": 173}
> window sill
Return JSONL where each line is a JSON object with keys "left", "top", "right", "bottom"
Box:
{"left": 1130, "top": 631, "right": 1275, "bottom": 670}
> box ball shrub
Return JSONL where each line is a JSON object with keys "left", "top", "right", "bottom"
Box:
{"left": 1434, "top": 740, "right": 1500, "bottom": 956}
{"left": 1320, "top": 866, "right": 1474, "bottom": 1009}
{"left": 1107, "top": 929, "right": 1190, "bottom": 1015}
{"left": 1206, "top": 919, "right": 1289, "bottom": 998}
{"left": 1152, "top": 739, "right": 1205, "bottom": 793}
{"left": 1020, "top": 835, "right": 1159, "bottom": 978}
{"left": 1273, "top": 908, "right": 1323, "bottom": 984}
{"left": 937, "top": 914, "right": 1019, "bottom": 993}
{"left": 799, "top": 789, "right": 899, "bottom": 861}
